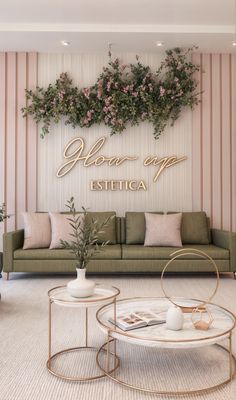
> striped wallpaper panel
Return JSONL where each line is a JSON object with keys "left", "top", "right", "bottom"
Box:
{"left": 192, "top": 53, "right": 236, "bottom": 231}
{"left": 0, "top": 52, "right": 37, "bottom": 235}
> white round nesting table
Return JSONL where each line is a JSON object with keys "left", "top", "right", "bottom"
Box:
{"left": 47, "top": 284, "right": 120, "bottom": 381}
{"left": 96, "top": 297, "right": 236, "bottom": 395}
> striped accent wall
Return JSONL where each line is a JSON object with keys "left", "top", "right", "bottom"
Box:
{"left": 0, "top": 52, "right": 37, "bottom": 235}
{"left": 192, "top": 54, "right": 236, "bottom": 232}
{"left": 0, "top": 52, "right": 235, "bottom": 243}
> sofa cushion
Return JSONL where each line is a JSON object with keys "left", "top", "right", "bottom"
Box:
{"left": 22, "top": 212, "right": 51, "bottom": 249}
{"left": 121, "top": 244, "right": 229, "bottom": 260}
{"left": 14, "top": 244, "right": 121, "bottom": 260}
{"left": 126, "top": 212, "right": 163, "bottom": 244}
{"left": 144, "top": 213, "right": 182, "bottom": 247}
{"left": 168, "top": 212, "right": 210, "bottom": 244}
{"left": 85, "top": 212, "right": 116, "bottom": 244}
{"left": 49, "top": 212, "right": 84, "bottom": 249}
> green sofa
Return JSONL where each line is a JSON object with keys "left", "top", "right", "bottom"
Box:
{"left": 3, "top": 211, "right": 236, "bottom": 278}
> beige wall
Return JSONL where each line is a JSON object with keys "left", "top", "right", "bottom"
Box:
{"left": 37, "top": 53, "right": 192, "bottom": 215}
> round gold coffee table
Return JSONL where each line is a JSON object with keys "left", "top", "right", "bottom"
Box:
{"left": 47, "top": 284, "right": 120, "bottom": 381}
{"left": 96, "top": 297, "right": 236, "bottom": 395}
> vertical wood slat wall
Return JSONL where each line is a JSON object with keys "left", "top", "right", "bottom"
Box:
{"left": 0, "top": 52, "right": 37, "bottom": 233}
{"left": 0, "top": 52, "right": 235, "bottom": 235}
{"left": 192, "top": 53, "right": 236, "bottom": 232}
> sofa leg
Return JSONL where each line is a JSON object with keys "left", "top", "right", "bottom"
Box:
{"left": 5, "top": 272, "right": 10, "bottom": 280}
{"left": 233, "top": 272, "right": 236, "bottom": 280}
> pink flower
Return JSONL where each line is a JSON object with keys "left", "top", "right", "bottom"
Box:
{"left": 132, "top": 92, "right": 138, "bottom": 97}
{"left": 174, "top": 77, "right": 179, "bottom": 83}
{"left": 82, "top": 88, "right": 90, "bottom": 99}
{"left": 97, "top": 89, "right": 103, "bottom": 99}
{"left": 87, "top": 110, "right": 94, "bottom": 120}
{"left": 160, "top": 86, "right": 165, "bottom": 97}
{"left": 123, "top": 85, "right": 130, "bottom": 94}
{"left": 105, "top": 96, "right": 112, "bottom": 106}
{"left": 148, "top": 83, "right": 153, "bottom": 92}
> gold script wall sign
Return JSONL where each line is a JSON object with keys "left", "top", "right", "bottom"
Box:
{"left": 56, "top": 136, "right": 137, "bottom": 177}
{"left": 56, "top": 136, "right": 187, "bottom": 187}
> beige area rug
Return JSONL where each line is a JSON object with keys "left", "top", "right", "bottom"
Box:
{"left": 1, "top": 273, "right": 236, "bottom": 400}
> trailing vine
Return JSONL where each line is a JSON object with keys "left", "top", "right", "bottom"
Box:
{"left": 22, "top": 47, "right": 200, "bottom": 139}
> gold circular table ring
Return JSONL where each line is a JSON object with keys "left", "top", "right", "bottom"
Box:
{"left": 47, "top": 345, "right": 120, "bottom": 381}
{"left": 161, "top": 248, "right": 220, "bottom": 309}
{"left": 96, "top": 342, "right": 236, "bottom": 396}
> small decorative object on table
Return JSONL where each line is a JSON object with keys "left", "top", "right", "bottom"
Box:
{"left": 191, "top": 307, "right": 213, "bottom": 330}
{"left": 166, "top": 305, "right": 184, "bottom": 331}
{"left": 161, "top": 248, "right": 220, "bottom": 330}
{"left": 60, "top": 197, "right": 111, "bottom": 298}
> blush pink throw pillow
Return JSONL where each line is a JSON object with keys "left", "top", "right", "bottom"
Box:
{"left": 144, "top": 213, "right": 182, "bottom": 247}
{"left": 49, "top": 212, "right": 84, "bottom": 249}
{"left": 22, "top": 212, "right": 51, "bottom": 249}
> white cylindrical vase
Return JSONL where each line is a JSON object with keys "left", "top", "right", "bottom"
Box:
{"left": 67, "top": 268, "right": 95, "bottom": 298}
{"left": 166, "top": 305, "right": 184, "bottom": 331}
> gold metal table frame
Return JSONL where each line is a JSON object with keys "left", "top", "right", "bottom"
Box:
{"left": 96, "top": 297, "right": 236, "bottom": 396}
{"left": 46, "top": 285, "right": 120, "bottom": 382}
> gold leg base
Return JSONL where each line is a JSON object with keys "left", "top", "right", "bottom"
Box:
{"left": 5, "top": 272, "right": 9, "bottom": 280}
{"left": 47, "top": 345, "right": 120, "bottom": 382}
{"left": 96, "top": 342, "right": 236, "bottom": 396}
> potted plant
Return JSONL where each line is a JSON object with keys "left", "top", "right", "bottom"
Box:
{"left": 60, "top": 197, "right": 111, "bottom": 298}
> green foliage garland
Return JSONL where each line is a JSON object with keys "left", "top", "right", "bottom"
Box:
{"left": 22, "top": 47, "right": 200, "bottom": 140}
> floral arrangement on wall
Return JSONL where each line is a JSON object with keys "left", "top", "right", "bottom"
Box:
{"left": 22, "top": 47, "right": 200, "bottom": 140}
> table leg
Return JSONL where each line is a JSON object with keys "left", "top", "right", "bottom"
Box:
{"left": 48, "top": 299, "right": 52, "bottom": 367}
{"left": 85, "top": 307, "right": 88, "bottom": 348}
{"left": 229, "top": 333, "right": 233, "bottom": 380}
{"left": 106, "top": 330, "right": 110, "bottom": 373}
{"left": 113, "top": 298, "right": 117, "bottom": 372}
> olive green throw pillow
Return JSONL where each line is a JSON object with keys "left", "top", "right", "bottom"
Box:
{"left": 86, "top": 212, "right": 116, "bottom": 244}
{"left": 125, "top": 212, "right": 163, "bottom": 244}
{"left": 168, "top": 211, "right": 210, "bottom": 244}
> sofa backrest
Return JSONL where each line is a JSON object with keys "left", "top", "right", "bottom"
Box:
{"left": 122, "top": 211, "right": 211, "bottom": 245}
{"left": 167, "top": 211, "right": 210, "bottom": 244}
{"left": 125, "top": 212, "right": 163, "bottom": 244}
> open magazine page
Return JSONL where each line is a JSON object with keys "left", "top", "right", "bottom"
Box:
{"left": 133, "top": 310, "right": 165, "bottom": 325}
{"left": 109, "top": 309, "right": 166, "bottom": 331}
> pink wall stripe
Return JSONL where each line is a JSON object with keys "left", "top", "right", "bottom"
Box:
{"left": 231, "top": 55, "right": 236, "bottom": 232}
{"left": 6, "top": 53, "right": 16, "bottom": 232}
{"left": 192, "top": 53, "right": 236, "bottom": 232}
{"left": 26, "top": 53, "right": 38, "bottom": 212}
{"left": 201, "top": 54, "right": 212, "bottom": 218}
{"left": 0, "top": 53, "right": 6, "bottom": 236}
{"left": 0, "top": 52, "right": 38, "bottom": 233}
{"left": 211, "top": 54, "right": 221, "bottom": 229}
{"left": 192, "top": 53, "right": 202, "bottom": 211}
{"left": 16, "top": 53, "right": 27, "bottom": 229}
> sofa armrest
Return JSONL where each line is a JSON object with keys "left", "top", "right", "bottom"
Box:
{"left": 3, "top": 230, "right": 24, "bottom": 272}
{"left": 211, "top": 229, "right": 236, "bottom": 271}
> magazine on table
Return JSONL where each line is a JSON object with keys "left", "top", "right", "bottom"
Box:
{"left": 109, "top": 309, "right": 166, "bottom": 331}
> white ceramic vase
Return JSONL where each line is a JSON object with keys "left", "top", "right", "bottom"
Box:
{"left": 67, "top": 268, "right": 95, "bottom": 298}
{"left": 166, "top": 305, "right": 184, "bottom": 331}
